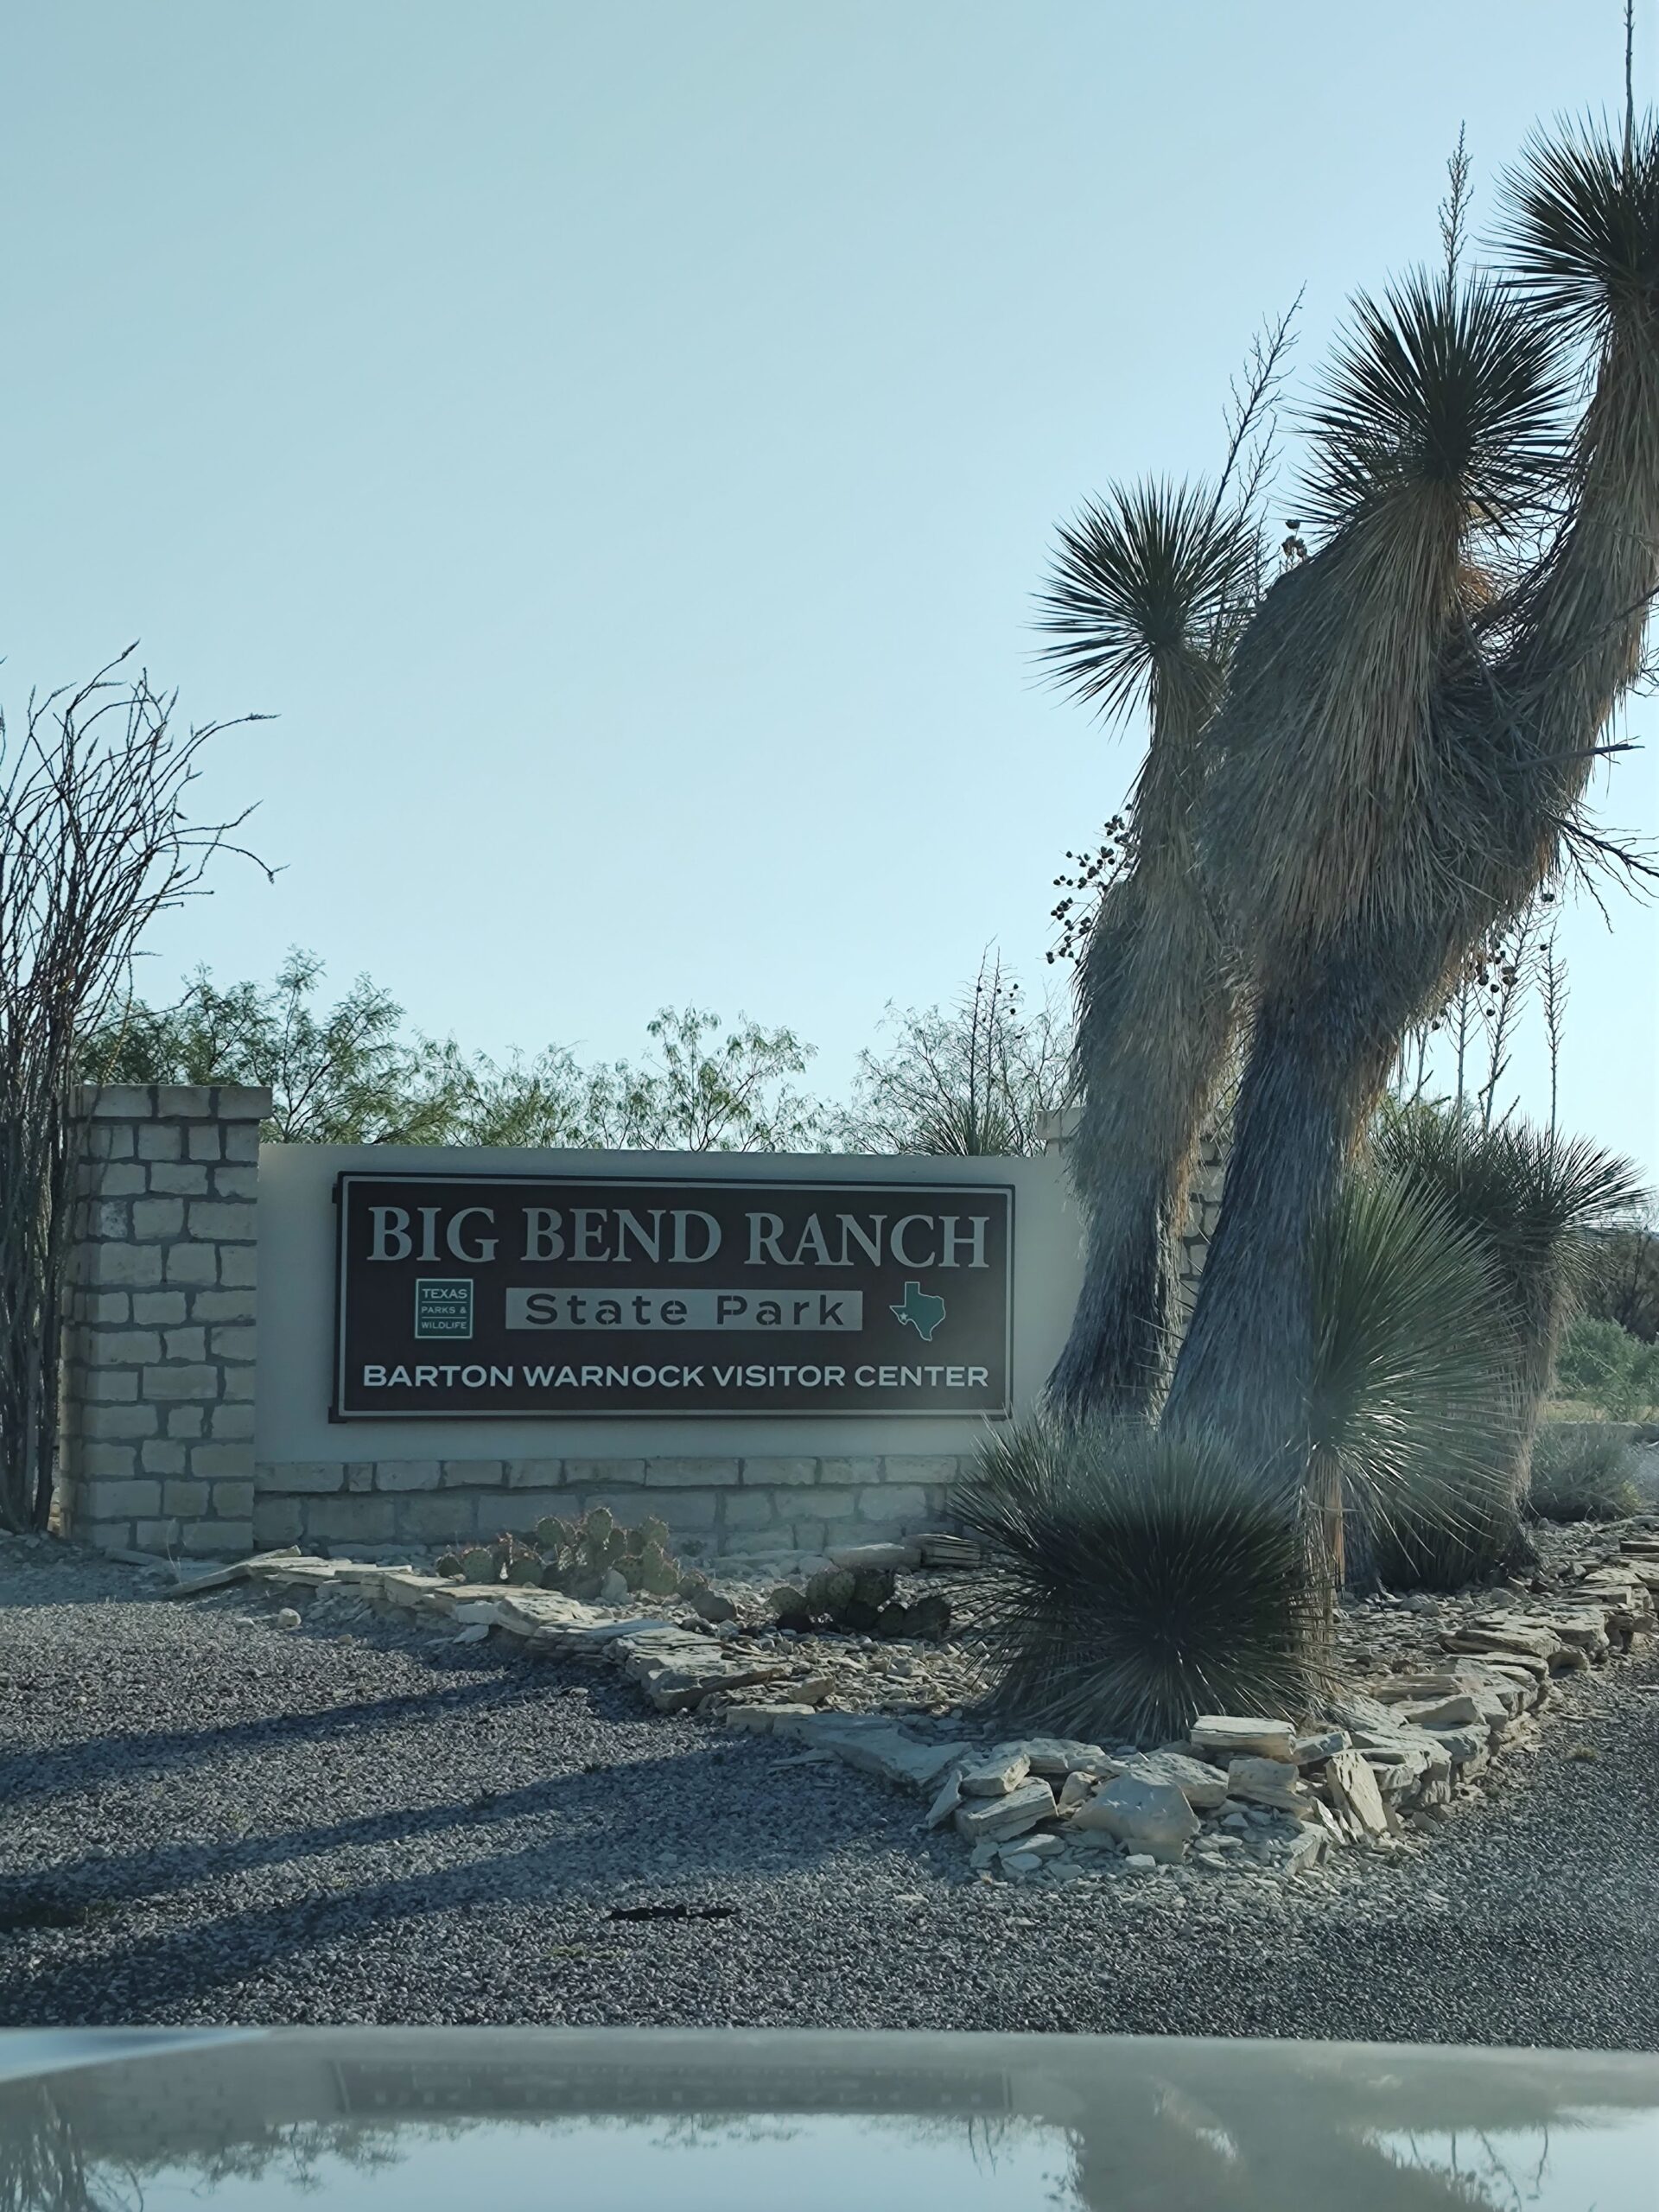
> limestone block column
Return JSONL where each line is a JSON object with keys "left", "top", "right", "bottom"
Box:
{"left": 60, "top": 1083, "right": 270, "bottom": 1557}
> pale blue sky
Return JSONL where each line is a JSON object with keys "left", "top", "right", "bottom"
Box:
{"left": 3, "top": 3, "right": 1655, "bottom": 1169}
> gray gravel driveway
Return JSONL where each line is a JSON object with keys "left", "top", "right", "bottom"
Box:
{"left": 3, "top": 1539, "right": 1656, "bottom": 2046}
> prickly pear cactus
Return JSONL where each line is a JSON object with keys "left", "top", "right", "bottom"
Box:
{"left": 435, "top": 1553, "right": 464, "bottom": 1579}
{"left": 459, "top": 1546, "right": 497, "bottom": 1584}
{"left": 632, "top": 1541, "right": 680, "bottom": 1597}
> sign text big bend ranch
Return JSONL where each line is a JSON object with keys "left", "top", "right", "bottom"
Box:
{"left": 334, "top": 1174, "right": 1014, "bottom": 1418}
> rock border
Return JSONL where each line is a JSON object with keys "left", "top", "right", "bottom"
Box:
{"left": 169, "top": 1530, "right": 1659, "bottom": 1888}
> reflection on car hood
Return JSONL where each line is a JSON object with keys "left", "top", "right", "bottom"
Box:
{"left": 1, "top": 2028, "right": 1656, "bottom": 2209}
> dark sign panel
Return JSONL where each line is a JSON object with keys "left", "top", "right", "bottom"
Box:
{"left": 334, "top": 1173, "right": 1014, "bottom": 1419}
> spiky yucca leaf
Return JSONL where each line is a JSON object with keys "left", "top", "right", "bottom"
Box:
{"left": 1372, "top": 1106, "right": 1648, "bottom": 1329}
{"left": 1301, "top": 270, "right": 1567, "bottom": 539}
{"left": 1370, "top": 1103, "right": 1649, "bottom": 1508}
{"left": 1366, "top": 1481, "right": 1528, "bottom": 1593}
{"left": 1497, "top": 117, "right": 1659, "bottom": 346}
{"left": 957, "top": 1417, "right": 1328, "bottom": 1745}
{"left": 1034, "top": 479, "right": 1250, "bottom": 726}
{"left": 1308, "top": 1172, "right": 1517, "bottom": 1579}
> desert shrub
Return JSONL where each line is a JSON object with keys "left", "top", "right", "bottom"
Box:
{"left": 1528, "top": 1423, "right": 1642, "bottom": 1523}
{"left": 956, "top": 1416, "right": 1329, "bottom": 1747}
{"left": 1308, "top": 1171, "right": 1518, "bottom": 1588}
{"left": 1554, "top": 1313, "right": 1659, "bottom": 1421}
{"left": 1577, "top": 1218, "right": 1659, "bottom": 1343}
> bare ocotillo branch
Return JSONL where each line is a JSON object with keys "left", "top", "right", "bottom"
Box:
{"left": 0, "top": 649, "right": 268, "bottom": 1532}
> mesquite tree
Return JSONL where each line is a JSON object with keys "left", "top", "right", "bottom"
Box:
{"left": 0, "top": 652, "right": 260, "bottom": 1532}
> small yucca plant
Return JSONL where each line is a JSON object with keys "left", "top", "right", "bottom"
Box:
{"left": 1370, "top": 1104, "right": 1649, "bottom": 1503}
{"left": 1308, "top": 1169, "right": 1519, "bottom": 1587}
{"left": 957, "top": 1416, "right": 1329, "bottom": 1747}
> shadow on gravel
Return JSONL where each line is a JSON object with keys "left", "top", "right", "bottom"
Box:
{"left": 0, "top": 1675, "right": 539, "bottom": 1804}
{"left": 0, "top": 1757, "right": 930, "bottom": 2026}
{"left": 0, "top": 1745, "right": 775, "bottom": 1917}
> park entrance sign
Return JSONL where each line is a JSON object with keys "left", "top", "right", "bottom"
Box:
{"left": 333, "top": 1173, "right": 1014, "bottom": 1420}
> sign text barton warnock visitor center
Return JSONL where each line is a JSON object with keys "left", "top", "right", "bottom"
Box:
{"left": 334, "top": 1174, "right": 1014, "bottom": 1419}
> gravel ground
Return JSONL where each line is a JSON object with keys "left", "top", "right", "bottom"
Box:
{"left": 3, "top": 1535, "right": 1657, "bottom": 2047}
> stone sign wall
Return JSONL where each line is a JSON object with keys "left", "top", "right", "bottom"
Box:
{"left": 58, "top": 1086, "right": 1220, "bottom": 1562}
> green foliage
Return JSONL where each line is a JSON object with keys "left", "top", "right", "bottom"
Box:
{"left": 1300, "top": 269, "right": 1567, "bottom": 535}
{"left": 1308, "top": 1171, "right": 1518, "bottom": 1580}
{"left": 85, "top": 953, "right": 834, "bottom": 1151}
{"left": 957, "top": 1415, "right": 1329, "bottom": 1746}
{"left": 1498, "top": 116, "right": 1659, "bottom": 346}
{"left": 81, "top": 950, "right": 466, "bottom": 1143}
{"left": 839, "top": 950, "right": 1070, "bottom": 1156}
{"left": 1575, "top": 1222, "right": 1659, "bottom": 1344}
{"left": 1529, "top": 1422, "right": 1643, "bottom": 1524}
{"left": 1553, "top": 1314, "right": 1659, "bottom": 1420}
{"left": 1034, "top": 477, "right": 1255, "bottom": 720}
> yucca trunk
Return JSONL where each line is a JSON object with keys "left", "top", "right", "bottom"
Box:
{"left": 1049, "top": 871, "right": 1233, "bottom": 1416}
{"left": 1162, "top": 900, "right": 1464, "bottom": 1480}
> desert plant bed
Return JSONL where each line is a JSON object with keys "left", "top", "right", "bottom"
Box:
{"left": 163, "top": 1510, "right": 1659, "bottom": 1891}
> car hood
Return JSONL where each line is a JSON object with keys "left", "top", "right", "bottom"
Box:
{"left": 1, "top": 2027, "right": 1656, "bottom": 2208}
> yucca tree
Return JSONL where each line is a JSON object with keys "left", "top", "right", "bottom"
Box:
{"left": 1163, "top": 122, "right": 1659, "bottom": 1482}
{"left": 1037, "top": 480, "right": 1257, "bottom": 1415}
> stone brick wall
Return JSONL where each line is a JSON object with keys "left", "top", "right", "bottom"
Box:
{"left": 1175, "top": 1128, "right": 1227, "bottom": 1315}
{"left": 60, "top": 1084, "right": 268, "bottom": 1558}
{"left": 251, "top": 1452, "right": 966, "bottom": 1562}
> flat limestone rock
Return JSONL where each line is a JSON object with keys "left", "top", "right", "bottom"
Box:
{"left": 916, "top": 1534, "right": 983, "bottom": 1570}
{"left": 825, "top": 1726, "right": 967, "bottom": 1793}
{"left": 167, "top": 1548, "right": 302, "bottom": 1599}
{"left": 556, "top": 1617, "right": 678, "bottom": 1653}
{"left": 1291, "top": 1730, "right": 1349, "bottom": 1767}
{"left": 1399, "top": 1693, "right": 1484, "bottom": 1730}
{"left": 999, "top": 1832, "right": 1063, "bottom": 1861}
{"left": 258, "top": 1561, "right": 343, "bottom": 1587}
{"left": 423, "top": 1580, "right": 511, "bottom": 1615}
{"left": 1070, "top": 1775, "right": 1198, "bottom": 1863}
{"left": 953, "top": 1777, "right": 1057, "bottom": 1844}
{"left": 1443, "top": 1625, "right": 1561, "bottom": 1668}
{"left": 1190, "top": 1716, "right": 1297, "bottom": 1764}
{"left": 642, "top": 1658, "right": 791, "bottom": 1713}
{"left": 721, "top": 1703, "right": 823, "bottom": 1733}
{"left": 1225, "top": 1757, "right": 1310, "bottom": 1814}
{"left": 827, "top": 1541, "right": 922, "bottom": 1573}
{"left": 1532, "top": 1611, "right": 1611, "bottom": 1655}
{"left": 1006, "top": 1737, "right": 1115, "bottom": 1778}
{"left": 1282, "top": 1825, "right": 1327, "bottom": 1875}
{"left": 925, "top": 1764, "right": 966, "bottom": 1828}
{"left": 959, "top": 1749, "right": 1032, "bottom": 1797}
{"left": 1427, "top": 1722, "right": 1490, "bottom": 1769}
{"left": 620, "top": 1631, "right": 725, "bottom": 1680}
{"left": 1325, "top": 1750, "right": 1389, "bottom": 1836}
{"left": 1109, "top": 1751, "right": 1230, "bottom": 1811}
